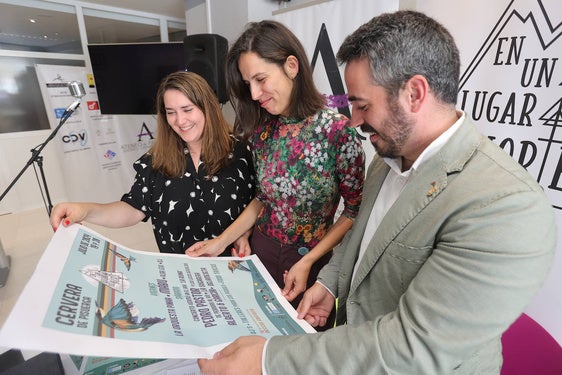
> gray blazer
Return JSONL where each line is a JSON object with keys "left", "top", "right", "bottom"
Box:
{"left": 265, "top": 117, "right": 556, "bottom": 374}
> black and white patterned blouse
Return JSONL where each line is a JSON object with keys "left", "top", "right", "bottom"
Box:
{"left": 121, "top": 138, "right": 255, "bottom": 255}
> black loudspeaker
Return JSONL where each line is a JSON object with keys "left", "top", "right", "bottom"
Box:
{"left": 183, "top": 34, "right": 228, "bottom": 104}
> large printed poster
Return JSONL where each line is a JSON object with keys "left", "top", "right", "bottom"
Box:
{"left": 0, "top": 224, "right": 314, "bottom": 358}
{"left": 34, "top": 64, "right": 156, "bottom": 204}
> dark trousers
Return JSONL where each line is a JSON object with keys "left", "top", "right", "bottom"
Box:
{"left": 250, "top": 227, "right": 334, "bottom": 330}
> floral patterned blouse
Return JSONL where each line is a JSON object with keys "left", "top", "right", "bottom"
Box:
{"left": 121, "top": 138, "right": 255, "bottom": 254}
{"left": 252, "top": 108, "right": 364, "bottom": 248}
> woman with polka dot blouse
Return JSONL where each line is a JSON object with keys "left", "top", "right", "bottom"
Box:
{"left": 50, "top": 71, "right": 256, "bottom": 255}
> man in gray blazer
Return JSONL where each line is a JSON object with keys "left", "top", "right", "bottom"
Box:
{"left": 198, "top": 10, "right": 557, "bottom": 375}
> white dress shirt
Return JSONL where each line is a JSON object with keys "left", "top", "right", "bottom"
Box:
{"left": 352, "top": 111, "right": 465, "bottom": 282}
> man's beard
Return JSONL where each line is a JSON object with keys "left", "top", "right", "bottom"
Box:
{"left": 361, "top": 99, "right": 414, "bottom": 159}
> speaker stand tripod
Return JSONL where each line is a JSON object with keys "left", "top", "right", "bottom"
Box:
{"left": 0, "top": 239, "right": 9, "bottom": 288}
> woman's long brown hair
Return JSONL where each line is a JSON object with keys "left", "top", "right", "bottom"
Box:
{"left": 149, "top": 71, "right": 234, "bottom": 177}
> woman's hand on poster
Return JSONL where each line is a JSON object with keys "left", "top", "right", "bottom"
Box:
{"left": 185, "top": 238, "right": 227, "bottom": 257}
{"left": 231, "top": 228, "right": 253, "bottom": 257}
{"left": 281, "top": 258, "right": 312, "bottom": 302}
{"left": 232, "top": 236, "right": 252, "bottom": 258}
{"left": 50, "top": 203, "right": 87, "bottom": 231}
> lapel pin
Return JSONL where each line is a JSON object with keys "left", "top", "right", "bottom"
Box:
{"left": 426, "top": 181, "right": 439, "bottom": 197}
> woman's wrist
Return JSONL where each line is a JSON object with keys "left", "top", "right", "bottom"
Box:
{"left": 298, "top": 255, "right": 315, "bottom": 269}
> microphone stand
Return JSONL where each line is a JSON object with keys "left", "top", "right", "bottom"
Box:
{"left": 0, "top": 94, "right": 81, "bottom": 288}
{"left": 0, "top": 101, "right": 80, "bottom": 217}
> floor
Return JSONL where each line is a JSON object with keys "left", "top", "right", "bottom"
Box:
{"left": 0, "top": 207, "right": 158, "bottom": 358}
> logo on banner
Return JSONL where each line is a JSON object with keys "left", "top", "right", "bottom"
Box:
{"left": 458, "top": 0, "right": 562, "bottom": 208}
{"left": 121, "top": 121, "right": 155, "bottom": 154}
{"left": 104, "top": 149, "right": 117, "bottom": 160}
{"left": 54, "top": 108, "right": 67, "bottom": 119}
{"left": 137, "top": 122, "right": 155, "bottom": 142}
{"left": 54, "top": 107, "right": 81, "bottom": 118}
{"left": 311, "top": 23, "right": 350, "bottom": 118}
{"left": 46, "top": 74, "right": 70, "bottom": 90}
{"left": 87, "top": 73, "right": 95, "bottom": 88}
{"left": 62, "top": 130, "right": 88, "bottom": 147}
{"left": 87, "top": 101, "right": 99, "bottom": 110}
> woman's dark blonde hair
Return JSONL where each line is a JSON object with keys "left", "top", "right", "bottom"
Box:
{"left": 149, "top": 71, "right": 234, "bottom": 177}
{"left": 226, "top": 20, "right": 325, "bottom": 139}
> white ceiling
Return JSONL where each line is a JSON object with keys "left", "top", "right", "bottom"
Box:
{"left": 0, "top": 1, "right": 186, "bottom": 51}
{"left": 83, "top": 0, "right": 186, "bottom": 19}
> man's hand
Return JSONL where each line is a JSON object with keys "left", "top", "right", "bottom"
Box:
{"left": 297, "top": 282, "right": 335, "bottom": 327}
{"left": 198, "top": 336, "right": 266, "bottom": 375}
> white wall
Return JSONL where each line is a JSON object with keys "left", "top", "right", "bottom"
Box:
{"left": 185, "top": 0, "right": 208, "bottom": 34}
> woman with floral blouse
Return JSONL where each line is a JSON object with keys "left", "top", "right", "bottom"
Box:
{"left": 50, "top": 71, "right": 255, "bottom": 256}
{"left": 186, "top": 20, "right": 365, "bottom": 309}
